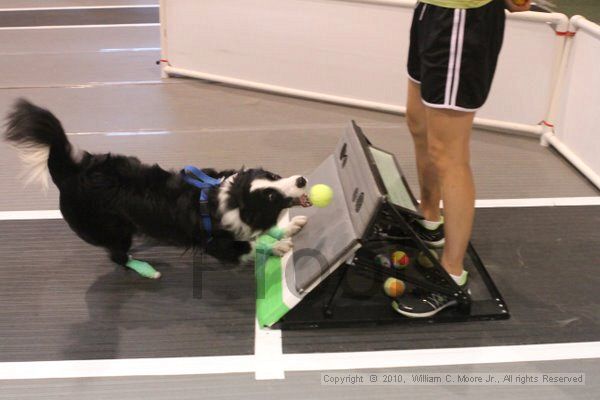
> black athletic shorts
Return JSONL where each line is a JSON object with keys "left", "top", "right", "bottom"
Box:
{"left": 407, "top": 0, "right": 506, "bottom": 111}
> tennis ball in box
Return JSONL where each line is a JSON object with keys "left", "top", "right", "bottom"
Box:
{"left": 383, "top": 277, "right": 406, "bottom": 298}
{"left": 391, "top": 251, "right": 410, "bottom": 269}
{"left": 309, "top": 184, "right": 333, "bottom": 208}
{"left": 375, "top": 254, "right": 391, "bottom": 268}
{"left": 512, "top": 0, "right": 527, "bottom": 5}
{"left": 417, "top": 249, "right": 439, "bottom": 269}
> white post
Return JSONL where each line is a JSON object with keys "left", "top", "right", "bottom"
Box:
{"left": 541, "top": 13, "right": 575, "bottom": 147}
{"left": 159, "top": 0, "right": 169, "bottom": 79}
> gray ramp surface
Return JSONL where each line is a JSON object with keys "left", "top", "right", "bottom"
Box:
{"left": 289, "top": 155, "right": 357, "bottom": 293}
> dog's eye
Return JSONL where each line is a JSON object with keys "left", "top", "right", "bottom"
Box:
{"left": 267, "top": 173, "right": 281, "bottom": 180}
{"left": 267, "top": 192, "right": 276, "bottom": 202}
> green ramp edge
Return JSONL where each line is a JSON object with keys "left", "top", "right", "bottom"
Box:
{"left": 255, "top": 234, "right": 289, "bottom": 328}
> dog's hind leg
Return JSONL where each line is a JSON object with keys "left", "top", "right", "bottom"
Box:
{"left": 108, "top": 235, "right": 161, "bottom": 279}
{"left": 62, "top": 207, "right": 161, "bottom": 279}
{"left": 107, "top": 236, "right": 132, "bottom": 266}
{"left": 105, "top": 232, "right": 160, "bottom": 279}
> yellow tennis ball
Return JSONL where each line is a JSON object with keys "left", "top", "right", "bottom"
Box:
{"left": 309, "top": 184, "right": 333, "bottom": 208}
{"left": 512, "top": 0, "right": 526, "bottom": 5}
{"left": 383, "top": 277, "right": 406, "bottom": 298}
{"left": 391, "top": 251, "right": 410, "bottom": 269}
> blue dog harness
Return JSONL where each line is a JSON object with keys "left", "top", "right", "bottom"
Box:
{"left": 181, "top": 166, "right": 223, "bottom": 241}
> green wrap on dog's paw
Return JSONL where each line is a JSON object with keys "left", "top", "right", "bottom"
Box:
{"left": 266, "top": 226, "right": 285, "bottom": 240}
{"left": 126, "top": 259, "right": 161, "bottom": 279}
{"left": 256, "top": 234, "right": 278, "bottom": 255}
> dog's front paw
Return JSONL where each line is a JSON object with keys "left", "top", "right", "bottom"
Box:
{"left": 284, "top": 215, "right": 308, "bottom": 238}
{"left": 272, "top": 238, "right": 293, "bottom": 256}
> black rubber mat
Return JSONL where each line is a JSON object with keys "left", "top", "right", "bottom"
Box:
{"left": 0, "top": 7, "right": 158, "bottom": 28}
{"left": 0, "top": 206, "right": 598, "bottom": 361}
{"left": 0, "top": 220, "right": 255, "bottom": 362}
{"left": 282, "top": 206, "right": 600, "bottom": 353}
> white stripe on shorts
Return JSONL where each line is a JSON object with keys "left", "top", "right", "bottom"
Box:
{"left": 451, "top": 9, "right": 467, "bottom": 107}
{"left": 419, "top": 4, "right": 428, "bottom": 20}
{"left": 444, "top": 10, "right": 460, "bottom": 106}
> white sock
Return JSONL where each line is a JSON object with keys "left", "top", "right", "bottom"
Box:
{"left": 450, "top": 271, "right": 468, "bottom": 286}
{"left": 418, "top": 216, "right": 444, "bottom": 230}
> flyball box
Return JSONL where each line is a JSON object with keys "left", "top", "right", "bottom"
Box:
{"left": 256, "top": 121, "right": 509, "bottom": 329}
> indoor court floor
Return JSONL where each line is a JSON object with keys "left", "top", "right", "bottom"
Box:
{"left": 0, "top": 2, "right": 598, "bottom": 399}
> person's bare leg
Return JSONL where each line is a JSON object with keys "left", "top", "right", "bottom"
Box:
{"left": 425, "top": 107, "right": 475, "bottom": 277}
{"left": 406, "top": 80, "right": 441, "bottom": 221}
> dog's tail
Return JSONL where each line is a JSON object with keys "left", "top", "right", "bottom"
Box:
{"left": 4, "top": 99, "right": 79, "bottom": 189}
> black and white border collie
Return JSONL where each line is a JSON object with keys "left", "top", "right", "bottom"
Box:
{"left": 4, "top": 99, "right": 310, "bottom": 276}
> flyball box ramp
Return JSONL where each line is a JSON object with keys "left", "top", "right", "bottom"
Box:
{"left": 256, "top": 122, "right": 509, "bottom": 329}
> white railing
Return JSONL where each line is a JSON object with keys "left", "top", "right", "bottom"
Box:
{"left": 159, "top": 0, "right": 600, "bottom": 189}
{"left": 542, "top": 16, "right": 600, "bottom": 188}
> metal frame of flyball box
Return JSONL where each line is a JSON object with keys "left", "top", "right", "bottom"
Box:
{"left": 275, "top": 122, "right": 509, "bottom": 329}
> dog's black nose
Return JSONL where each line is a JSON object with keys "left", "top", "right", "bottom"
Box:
{"left": 296, "top": 177, "right": 307, "bottom": 188}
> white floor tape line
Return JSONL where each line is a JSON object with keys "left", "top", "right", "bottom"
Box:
{"left": 0, "top": 341, "right": 598, "bottom": 381}
{"left": 474, "top": 197, "right": 600, "bottom": 208}
{"left": 0, "top": 356, "right": 256, "bottom": 380}
{"left": 0, "top": 210, "right": 62, "bottom": 220}
{"left": 2, "top": 197, "right": 598, "bottom": 221}
{"left": 254, "top": 320, "right": 285, "bottom": 380}
{"left": 0, "top": 23, "right": 159, "bottom": 31}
